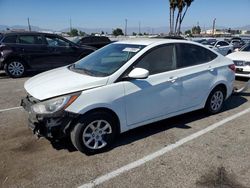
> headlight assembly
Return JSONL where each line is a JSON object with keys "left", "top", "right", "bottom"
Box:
{"left": 31, "top": 94, "right": 79, "bottom": 114}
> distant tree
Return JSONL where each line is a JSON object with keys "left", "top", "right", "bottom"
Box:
{"left": 112, "top": 28, "right": 124, "bottom": 36}
{"left": 192, "top": 26, "right": 201, "bottom": 34}
{"left": 101, "top": 31, "right": 105, "bottom": 35}
{"left": 185, "top": 29, "right": 192, "bottom": 35}
{"left": 132, "top": 32, "right": 137, "bottom": 36}
{"left": 79, "top": 30, "right": 86, "bottom": 36}
{"left": 143, "top": 32, "right": 149, "bottom": 35}
{"left": 68, "top": 28, "right": 79, "bottom": 36}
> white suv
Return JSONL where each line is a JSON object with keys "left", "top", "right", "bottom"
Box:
{"left": 21, "top": 39, "right": 235, "bottom": 154}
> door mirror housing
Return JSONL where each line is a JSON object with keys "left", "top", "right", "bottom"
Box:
{"left": 128, "top": 68, "right": 149, "bottom": 79}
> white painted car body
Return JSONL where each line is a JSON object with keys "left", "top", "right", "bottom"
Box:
{"left": 24, "top": 39, "right": 235, "bottom": 134}
{"left": 227, "top": 51, "right": 250, "bottom": 78}
{"left": 206, "top": 40, "right": 233, "bottom": 56}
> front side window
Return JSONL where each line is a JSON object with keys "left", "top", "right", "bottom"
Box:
{"left": 71, "top": 43, "right": 145, "bottom": 77}
{"left": 2, "top": 35, "right": 17, "bottom": 43}
{"left": 45, "top": 36, "right": 70, "bottom": 47}
{"left": 176, "top": 43, "right": 217, "bottom": 68}
{"left": 19, "top": 35, "right": 43, "bottom": 44}
{"left": 135, "top": 44, "right": 176, "bottom": 75}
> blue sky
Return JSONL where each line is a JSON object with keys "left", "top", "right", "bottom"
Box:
{"left": 0, "top": 0, "right": 250, "bottom": 30}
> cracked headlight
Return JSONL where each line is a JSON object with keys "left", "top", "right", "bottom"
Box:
{"left": 31, "top": 94, "right": 79, "bottom": 114}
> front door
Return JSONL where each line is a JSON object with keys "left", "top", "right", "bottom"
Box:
{"left": 123, "top": 44, "right": 181, "bottom": 126}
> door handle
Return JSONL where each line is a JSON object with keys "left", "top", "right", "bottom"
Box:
{"left": 207, "top": 66, "right": 214, "bottom": 72}
{"left": 168, "top": 76, "right": 178, "bottom": 83}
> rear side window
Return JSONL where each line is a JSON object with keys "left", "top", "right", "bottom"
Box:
{"left": 135, "top": 44, "right": 176, "bottom": 75}
{"left": 176, "top": 43, "right": 217, "bottom": 68}
{"left": 217, "top": 41, "right": 229, "bottom": 46}
{"left": 2, "top": 35, "right": 17, "bottom": 43}
{"left": 18, "top": 35, "right": 43, "bottom": 44}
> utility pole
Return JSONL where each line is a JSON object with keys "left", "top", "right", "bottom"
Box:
{"left": 139, "top": 21, "right": 141, "bottom": 34}
{"left": 125, "top": 19, "right": 127, "bottom": 36}
{"left": 70, "top": 18, "right": 72, "bottom": 32}
{"left": 27, "top": 17, "right": 31, "bottom": 31}
{"left": 212, "top": 18, "right": 216, "bottom": 36}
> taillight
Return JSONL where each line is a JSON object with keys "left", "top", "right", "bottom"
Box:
{"left": 228, "top": 64, "right": 236, "bottom": 72}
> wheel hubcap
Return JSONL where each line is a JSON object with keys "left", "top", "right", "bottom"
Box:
{"left": 8, "top": 61, "right": 24, "bottom": 76}
{"left": 83, "top": 120, "right": 112, "bottom": 150}
{"left": 210, "top": 91, "right": 223, "bottom": 111}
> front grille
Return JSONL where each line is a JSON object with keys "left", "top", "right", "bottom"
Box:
{"left": 234, "top": 60, "right": 245, "bottom": 66}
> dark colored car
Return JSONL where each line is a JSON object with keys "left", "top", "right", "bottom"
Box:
{"left": 76, "top": 36, "right": 112, "bottom": 49}
{"left": 0, "top": 32, "right": 96, "bottom": 78}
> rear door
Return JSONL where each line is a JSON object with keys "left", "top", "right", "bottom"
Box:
{"left": 17, "top": 34, "right": 49, "bottom": 70}
{"left": 123, "top": 44, "right": 182, "bottom": 126}
{"left": 175, "top": 43, "right": 218, "bottom": 110}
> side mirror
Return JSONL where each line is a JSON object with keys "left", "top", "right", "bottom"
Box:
{"left": 128, "top": 68, "right": 149, "bottom": 79}
{"left": 216, "top": 44, "right": 221, "bottom": 48}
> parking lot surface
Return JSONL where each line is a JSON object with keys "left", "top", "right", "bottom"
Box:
{"left": 0, "top": 71, "right": 250, "bottom": 188}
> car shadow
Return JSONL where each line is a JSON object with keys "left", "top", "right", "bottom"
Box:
{"left": 0, "top": 71, "right": 43, "bottom": 79}
{"left": 51, "top": 94, "right": 248, "bottom": 154}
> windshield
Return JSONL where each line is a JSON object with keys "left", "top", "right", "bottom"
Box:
{"left": 240, "top": 43, "right": 250, "bottom": 52}
{"left": 70, "top": 43, "right": 145, "bottom": 77}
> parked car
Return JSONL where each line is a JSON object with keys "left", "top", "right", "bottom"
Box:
{"left": 199, "top": 39, "right": 233, "bottom": 56}
{"left": 0, "top": 32, "right": 96, "bottom": 78}
{"left": 21, "top": 39, "right": 235, "bottom": 154}
{"left": 76, "top": 36, "right": 113, "bottom": 49}
{"left": 226, "top": 43, "right": 250, "bottom": 78}
{"left": 230, "top": 39, "right": 245, "bottom": 51}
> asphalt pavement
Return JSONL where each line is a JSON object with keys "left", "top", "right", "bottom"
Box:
{"left": 0, "top": 71, "right": 250, "bottom": 188}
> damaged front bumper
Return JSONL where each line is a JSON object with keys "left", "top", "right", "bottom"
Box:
{"left": 21, "top": 95, "right": 78, "bottom": 140}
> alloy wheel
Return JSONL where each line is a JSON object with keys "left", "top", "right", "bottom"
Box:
{"left": 82, "top": 120, "right": 112, "bottom": 150}
{"left": 8, "top": 61, "right": 25, "bottom": 77}
{"left": 210, "top": 90, "right": 224, "bottom": 111}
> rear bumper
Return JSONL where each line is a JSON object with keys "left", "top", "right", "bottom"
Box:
{"left": 21, "top": 96, "right": 78, "bottom": 139}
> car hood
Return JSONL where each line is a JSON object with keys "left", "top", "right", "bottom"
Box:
{"left": 24, "top": 67, "right": 109, "bottom": 100}
{"left": 226, "top": 51, "right": 250, "bottom": 61}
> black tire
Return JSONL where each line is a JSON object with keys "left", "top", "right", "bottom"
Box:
{"left": 205, "top": 86, "right": 225, "bottom": 114}
{"left": 4, "top": 59, "right": 26, "bottom": 78}
{"left": 70, "top": 111, "right": 118, "bottom": 155}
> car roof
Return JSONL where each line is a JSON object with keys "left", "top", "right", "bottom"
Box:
{"left": 115, "top": 38, "right": 197, "bottom": 46}
{"left": 1, "top": 31, "right": 58, "bottom": 36}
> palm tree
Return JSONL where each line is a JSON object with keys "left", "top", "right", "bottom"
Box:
{"left": 175, "top": 0, "right": 185, "bottom": 34}
{"left": 169, "top": 0, "right": 177, "bottom": 35}
{"left": 177, "top": 0, "right": 194, "bottom": 34}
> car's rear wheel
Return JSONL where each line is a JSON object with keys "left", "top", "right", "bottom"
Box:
{"left": 205, "top": 87, "right": 225, "bottom": 114}
{"left": 4, "top": 60, "right": 26, "bottom": 78}
{"left": 70, "top": 111, "right": 118, "bottom": 155}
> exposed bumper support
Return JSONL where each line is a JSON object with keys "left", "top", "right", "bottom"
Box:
{"left": 21, "top": 96, "right": 78, "bottom": 139}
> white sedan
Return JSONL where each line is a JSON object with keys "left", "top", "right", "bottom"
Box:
{"left": 21, "top": 39, "right": 235, "bottom": 154}
{"left": 227, "top": 43, "right": 250, "bottom": 78}
{"left": 201, "top": 40, "right": 234, "bottom": 56}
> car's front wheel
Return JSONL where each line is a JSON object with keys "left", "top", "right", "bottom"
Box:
{"left": 70, "top": 111, "right": 118, "bottom": 154}
{"left": 4, "top": 60, "right": 26, "bottom": 78}
{"left": 205, "top": 86, "right": 225, "bottom": 114}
